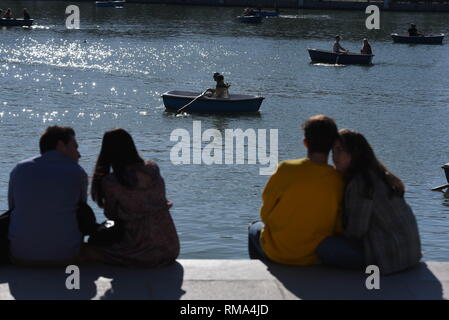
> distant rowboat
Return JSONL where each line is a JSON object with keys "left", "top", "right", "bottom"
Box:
{"left": 162, "top": 91, "right": 264, "bottom": 113}
{"left": 0, "top": 18, "right": 33, "bottom": 27}
{"left": 237, "top": 15, "right": 263, "bottom": 24}
{"left": 254, "top": 11, "right": 279, "bottom": 17}
{"left": 95, "top": 1, "right": 126, "bottom": 7}
{"left": 391, "top": 33, "right": 444, "bottom": 45}
{"left": 308, "top": 49, "right": 374, "bottom": 65}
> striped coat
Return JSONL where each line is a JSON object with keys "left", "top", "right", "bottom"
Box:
{"left": 343, "top": 172, "right": 422, "bottom": 275}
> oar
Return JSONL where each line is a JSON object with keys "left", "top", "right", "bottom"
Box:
{"left": 176, "top": 90, "right": 209, "bottom": 115}
{"left": 431, "top": 184, "right": 449, "bottom": 191}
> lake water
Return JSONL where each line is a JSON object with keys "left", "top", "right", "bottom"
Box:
{"left": 1, "top": 1, "right": 448, "bottom": 260}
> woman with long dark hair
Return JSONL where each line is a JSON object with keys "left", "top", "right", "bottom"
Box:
{"left": 88, "top": 128, "right": 179, "bottom": 267}
{"left": 317, "top": 129, "right": 422, "bottom": 275}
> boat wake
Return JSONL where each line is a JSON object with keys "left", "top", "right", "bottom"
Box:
{"left": 280, "top": 15, "right": 331, "bottom": 20}
{"left": 311, "top": 63, "right": 347, "bottom": 67}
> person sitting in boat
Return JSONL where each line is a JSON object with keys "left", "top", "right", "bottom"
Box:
{"left": 408, "top": 24, "right": 421, "bottom": 37}
{"left": 243, "top": 7, "right": 256, "bottom": 16}
{"left": 23, "top": 8, "right": 31, "bottom": 20}
{"left": 333, "top": 35, "right": 348, "bottom": 54}
{"left": 3, "top": 8, "right": 13, "bottom": 19}
{"left": 213, "top": 74, "right": 230, "bottom": 99}
{"left": 360, "top": 38, "right": 372, "bottom": 55}
{"left": 205, "top": 73, "right": 230, "bottom": 98}
{"left": 205, "top": 72, "right": 221, "bottom": 97}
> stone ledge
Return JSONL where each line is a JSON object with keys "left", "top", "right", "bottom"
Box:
{"left": 0, "top": 260, "right": 447, "bottom": 299}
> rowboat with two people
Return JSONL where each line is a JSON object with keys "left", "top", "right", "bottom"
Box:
{"left": 0, "top": 8, "right": 33, "bottom": 27}
{"left": 308, "top": 49, "right": 374, "bottom": 65}
{"left": 0, "top": 18, "right": 33, "bottom": 27}
{"left": 308, "top": 36, "right": 374, "bottom": 65}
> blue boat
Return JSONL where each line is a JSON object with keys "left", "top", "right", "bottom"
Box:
{"left": 162, "top": 91, "right": 264, "bottom": 113}
{"left": 0, "top": 18, "right": 33, "bottom": 27}
{"left": 95, "top": 1, "right": 126, "bottom": 7}
{"left": 391, "top": 33, "right": 444, "bottom": 45}
{"left": 254, "top": 11, "right": 279, "bottom": 17}
{"left": 308, "top": 49, "right": 374, "bottom": 65}
{"left": 237, "top": 16, "right": 263, "bottom": 24}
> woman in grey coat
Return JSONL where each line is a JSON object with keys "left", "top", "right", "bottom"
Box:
{"left": 317, "top": 129, "right": 422, "bottom": 275}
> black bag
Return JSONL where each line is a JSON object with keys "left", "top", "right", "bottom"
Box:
{"left": 77, "top": 202, "right": 124, "bottom": 246}
{"left": 0, "top": 210, "right": 11, "bottom": 264}
{"left": 88, "top": 219, "right": 124, "bottom": 246}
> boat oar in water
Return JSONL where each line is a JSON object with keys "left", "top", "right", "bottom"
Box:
{"left": 175, "top": 90, "right": 209, "bottom": 115}
{"left": 431, "top": 184, "right": 449, "bottom": 191}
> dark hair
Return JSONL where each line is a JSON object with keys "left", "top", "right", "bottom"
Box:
{"left": 302, "top": 115, "right": 339, "bottom": 154}
{"left": 338, "top": 129, "right": 405, "bottom": 198}
{"left": 216, "top": 74, "right": 224, "bottom": 81}
{"left": 91, "top": 128, "right": 144, "bottom": 207}
{"left": 39, "top": 126, "right": 75, "bottom": 154}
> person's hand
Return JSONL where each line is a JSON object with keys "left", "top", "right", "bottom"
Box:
{"left": 167, "top": 200, "right": 173, "bottom": 209}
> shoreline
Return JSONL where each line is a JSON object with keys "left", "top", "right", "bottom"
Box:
{"left": 14, "top": 0, "right": 449, "bottom": 13}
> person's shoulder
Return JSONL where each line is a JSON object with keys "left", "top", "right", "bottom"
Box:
{"left": 16, "top": 155, "right": 40, "bottom": 166}
{"left": 134, "top": 160, "right": 161, "bottom": 177}
{"left": 12, "top": 155, "right": 41, "bottom": 172}
{"left": 142, "top": 160, "right": 159, "bottom": 170}
{"left": 278, "top": 158, "right": 307, "bottom": 168}
{"left": 274, "top": 158, "right": 310, "bottom": 174}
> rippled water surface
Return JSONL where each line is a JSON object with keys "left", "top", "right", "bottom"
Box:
{"left": 1, "top": 1, "right": 449, "bottom": 260}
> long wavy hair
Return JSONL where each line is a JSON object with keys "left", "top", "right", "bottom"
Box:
{"left": 91, "top": 128, "right": 144, "bottom": 208}
{"left": 338, "top": 129, "right": 405, "bottom": 198}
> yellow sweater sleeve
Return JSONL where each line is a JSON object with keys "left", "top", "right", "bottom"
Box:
{"left": 260, "top": 162, "right": 286, "bottom": 222}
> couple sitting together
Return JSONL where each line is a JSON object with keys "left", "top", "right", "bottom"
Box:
{"left": 3, "top": 126, "right": 179, "bottom": 267}
{"left": 249, "top": 115, "right": 422, "bottom": 275}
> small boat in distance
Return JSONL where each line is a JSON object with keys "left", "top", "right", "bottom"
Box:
{"left": 431, "top": 163, "right": 449, "bottom": 191}
{"left": 443, "top": 163, "right": 449, "bottom": 184}
{"left": 237, "top": 15, "right": 263, "bottom": 24}
{"left": 0, "top": 18, "right": 33, "bottom": 27}
{"left": 308, "top": 49, "right": 374, "bottom": 65}
{"left": 391, "top": 33, "right": 444, "bottom": 45}
{"left": 254, "top": 10, "right": 279, "bottom": 17}
{"left": 95, "top": 1, "right": 126, "bottom": 7}
{"left": 162, "top": 91, "right": 264, "bottom": 113}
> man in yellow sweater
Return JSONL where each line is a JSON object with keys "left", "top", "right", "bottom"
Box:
{"left": 248, "top": 115, "right": 344, "bottom": 265}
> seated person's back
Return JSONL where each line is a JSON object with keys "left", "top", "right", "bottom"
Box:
{"left": 259, "top": 115, "right": 343, "bottom": 265}
{"left": 8, "top": 126, "right": 87, "bottom": 263}
{"left": 408, "top": 24, "right": 419, "bottom": 36}
{"left": 213, "top": 74, "right": 230, "bottom": 98}
{"left": 260, "top": 159, "right": 343, "bottom": 264}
